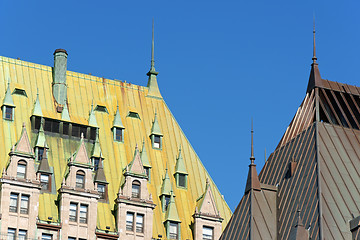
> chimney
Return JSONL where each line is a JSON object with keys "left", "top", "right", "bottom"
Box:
{"left": 53, "top": 49, "right": 68, "bottom": 112}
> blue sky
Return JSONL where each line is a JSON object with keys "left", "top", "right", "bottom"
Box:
{"left": 1, "top": 0, "right": 359, "bottom": 211}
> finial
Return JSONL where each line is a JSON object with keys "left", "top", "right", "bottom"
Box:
{"left": 81, "top": 132, "right": 84, "bottom": 140}
{"left": 22, "top": 122, "right": 26, "bottom": 128}
{"left": 135, "top": 143, "right": 138, "bottom": 150}
{"left": 250, "top": 119, "right": 255, "bottom": 164}
{"left": 150, "top": 19, "right": 155, "bottom": 72}
{"left": 206, "top": 178, "right": 209, "bottom": 185}
{"left": 312, "top": 15, "right": 317, "bottom": 63}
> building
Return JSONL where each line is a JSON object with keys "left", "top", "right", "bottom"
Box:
{"left": 220, "top": 29, "right": 360, "bottom": 239}
{"left": 0, "top": 27, "right": 231, "bottom": 239}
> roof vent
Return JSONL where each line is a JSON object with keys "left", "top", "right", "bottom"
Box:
{"left": 12, "top": 88, "right": 27, "bottom": 97}
{"left": 127, "top": 111, "right": 140, "bottom": 119}
{"left": 95, "top": 105, "right": 108, "bottom": 113}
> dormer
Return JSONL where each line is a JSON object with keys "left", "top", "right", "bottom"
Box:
{"left": 193, "top": 179, "right": 223, "bottom": 240}
{"left": 112, "top": 106, "right": 125, "bottom": 142}
{"left": 164, "top": 191, "right": 181, "bottom": 240}
{"left": 94, "top": 160, "right": 108, "bottom": 201}
{"left": 36, "top": 149, "right": 53, "bottom": 192}
{"left": 149, "top": 112, "right": 163, "bottom": 149}
{"left": 91, "top": 131, "right": 103, "bottom": 171}
{"left": 2, "top": 83, "right": 15, "bottom": 121}
{"left": 4, "top": 123, "right": 37, "bottom": 182}
{"left": 174, "top": 146, "right": 188, "bottom": 189}
{"left": 140, "top": 141, "right": 151, "bottom": 180}
{"left": 34, "top": 119, "right": 48, "bottom": 162}
{"left": 63, "top": 134, "right": 95, "bottom": 190}
{"left": 160, "top": 168, "right": 172, "bottom": 212}
{"left": 116, "top": 145, "right": 155, "bottom": 240}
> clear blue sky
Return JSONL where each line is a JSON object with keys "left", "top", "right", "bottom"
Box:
{"left": 1, "top": 0, "right": 359, "bottom": 211}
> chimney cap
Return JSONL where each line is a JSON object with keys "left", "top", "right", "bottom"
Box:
{"left": 54, "top": 49, "right": 68, "bottom": 55}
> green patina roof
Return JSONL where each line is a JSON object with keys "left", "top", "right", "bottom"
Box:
{"left": 2, "top": 83, "right": 15, "bottom": 107}
{"left": 175, "top": 146, "right": 188, "bottom": 175}
{"left": 165, "top": 191, "right": 181, "bottom": 223}
{"left": 150, "top": 112, "right": 163, "bottom": 136}
{"left": 91, "top": 132, "right": 103, "bottom": 158}
{"left": 88, "top": 104, "right": 98, "bottom": 127}
{"left": 113, "top": 106, "right": 124, "bottom": 129}
{"left": 32, "top": 92, "right": 43, "bottom": 117}
{"left": 94, "top": 160, "right": 107, "bottom": 184}
{"left": 34, "top": 121, "right": 47, "bottom": 148}
{"left": 140, "top": 141, "right": 151, "bottom": 168}
{"left": 37, "top": 149, "right": 52, "bottom": 174}
{"left": 61, "top": 102, "right": 70, "bottom": 121}
{"left": 160, "top": 168, "right": 172, "bottom": 196}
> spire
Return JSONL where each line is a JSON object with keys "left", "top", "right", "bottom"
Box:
{"left": 113, "top": 105, "right": 125, "bottom": 128}
{"left": 61, "top": 100, "right": 70, "bottom": 121}
{"left": 175, "top": 145, "right": 188, "bottom": 174}
{"left": 312, "top": 16, "right": 317, "bottom": 64}
{"left": 91, "top": 130, "right": 103, "bottom": 158}
{"left": 165, "top": 191, "right": 181, "bottom": 222}
{"left": 2, "top": 82, "right": 15, "bottom": 107}
{"left": 126, "top": 144, "right": 147, "bottom": 177}
{"left": 94, "top": 159, "right": 107, "bottom": 183}
{"left": 37, "top": 149, "right": 51, "bottom": 174}
{"left": 289, "top": 210, "right": 309, "bottom": 240}
{"left": 150, "top": 111, "right": 163, "bottom": 136}
{"left": 34, "top": 119, "right": 47, "bottom": 148}
{"left": 146, "top": 20, "right": 162, "bottom": 98}
{"left": 244, "top": 121, "right": 261, "bottom": 193}
{"left": 306, "top": 18, "right": 322, "bottom": 93}
{"left": 140, "top": 140, "right": 151, "bottom": 168}
{"left": 32, "top": 90, "right": 43, "bottom": 117}
{"left": 250, "top": 119, "right": 255, "bottom": 164}
{"left": 88, "top": 102, "right": 98, "bottom": 127}
{"left": 160, "top": 168, "right": 172, "bottom": 196}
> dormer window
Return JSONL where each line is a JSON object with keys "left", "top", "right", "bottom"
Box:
{"left": 144, "top": 167, "right": 150, "bottom": 179}
{"left": 17, "top": 160, "right": 27, "bottom": 179}
{"left": 36, "top": 147, "right": 45, "bottom": 162}
{"left": 76, "top": 170, "right": 85, "bottom": 188}
{"left": 176, "top": 173, "right": 187, "bottom": 188}
{"left": 131, "top": 180, "right": 140, "bottom": 198}
{"left": 203, "top": 226, "right": 214, "bottom": 240}
{"left": 92, "top": 157, "right": 100, "bottom": 171}
{"left": 3, "top": 106, "right": 14, "bottom": 121}
{"left": 169, "top": 222, "right": 179, "bottom": 239}
{"left": 113, "top": 127, "right": 124, "bottom": 142}
{"left": 40, "top": 174, "right": 50, "bottom": 191}
{"left": 150, "top": 134, "right": 162, "bottom": 149}
{"left": 97, "top": 183, "right": 107, "bottom": 200}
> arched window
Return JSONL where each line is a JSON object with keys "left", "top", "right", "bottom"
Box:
{"left": 17, "top": 160, "right": 27, "bottom": 179}
{"left": 76, "top": 170, "right": 85, "bottom": 188}
{"left": 131, "top": 180, "right": 141, "bottom": 198}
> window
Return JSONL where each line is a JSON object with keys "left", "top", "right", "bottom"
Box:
{"left": 127, "top": 111, "right": 140, "bottom": 119}
{"left": 4, "top": 106, "right": 14, "bottom": 120}
{"left": 17, "top": 160, "right": 26, "bottom": 179}
{"left": 126, "top": 212, "right": 134, "bottom": 231}
{"left": 203, "top": 226, "right": 214, "bottom": 240}
{"left": 95, "top": 105, "right": 108, "bottom": 113}
{"left": 136, "top": 214, "right": 144, "bottom": 233}
{"left": 165, "top": 195, "right": 170, "bottom": 210}
{"left": 79, "top": 204, "right": 88, "bottom": 224}
{"left": 144, "top": 167, "right": 150, "bottom": 179}
{"left": 20, "top": 195, "right": 29, "bottom": 214}
{"left": 131, "top": 181, "right": 140, "bottom": 198}
{"left": 18, "top": 230, "right": 27, "bottom": 240}
{"left": 7, "top": 228, "right": 16, "bottom": 240}
{"left": 40, "top": 174, "right": 50, "bottom": 191}
{"left": 178, "top": 173, "right": 187, "bottom": 188}
{"left": 114, "top": 127, "right": 123, "bottom": 142}
{"left": 153, "top": 135, "right": 161, "bottom": 149}
{"left": 37, "top": 147, "right": 45, "bottom": 161}
{"left": 76, "top": 171, "right": 85, "bottom": 188}
{"left": 69, "top": 203, "right": 77, "bottom": 222}
{"left": 42, "top": 233, "right": 53, "bottom": 240}
{"left": 97, "top": 183, "right": 106, "bottom": 199}
{"left": 12, "top": 88, "right": 27, "bottom": 97}
{"left": 93, "top": 157, "right": 100, "bottom": 171}
{"left": 9, "top": 193, "right": 18, "bottom": 212}
{"left": 169, "top": 222, "right": 178, "bottom": 239}
{"left": 68, "top": 237, "right": 76, "bottom": 240}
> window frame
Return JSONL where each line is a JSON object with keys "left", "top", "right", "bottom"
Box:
{"left": 153, "top": 135, "right": 161, "bottom": 149}
{"left": 202, "top": 226, "right": 214, "bottom": 240}
{"left": 9, "top": 193, "right": 19, "bottom": 213}
{"left": 40, "top": 173, "right": 51, "bottom": 191}
{"left": 136, "top": 213, "right": 144, "bottom": 233}
{"left": 17, "top": 160, "right": 27, "bottom": 179}
{"left": 131, "top": 180, "right": 141, "bottom": 198}
{"left": 75, "top": 170, "right": 85, "bottom": 189}
{"left": 4, "top": 106, "right": 14, "bottom": 121}
{"left": 18, "top": 229, "right": 27, "bottom": 240}
{"left": 114, "top": 127, "right": 124, "bottom": 142}
{"left": 97, "top": 183, "right": 107, "bottom": 200}
{"left": 20, "top": 194, "right": 29, "bottom": 214}
{"left": 7, "top": 228, "right": 16, "bottom": 240}
{"left": 169, "top": 222, "right": 179, "bottom": 239}
{"left": 69, "top": 202, "right": 78, "bottom": 222}
{"left": 126, "top": 212, "right": 134, "bottom": 231}
{"left": 41, "top": 233, "right": 53, "bottom": 240}
{"left": 37, "top": 147, "right": 45, "bottom": 162}
{"left": 79, "top": 204, "right": 88, "bottom": 224}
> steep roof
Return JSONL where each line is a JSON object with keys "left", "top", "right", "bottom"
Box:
{"left": 0, "top": 55, "right": 231, "bottom": 237}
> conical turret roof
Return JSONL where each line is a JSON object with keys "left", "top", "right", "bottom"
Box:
{"left": 175, "top": 146, "right": 187, "bottom": 174}
{"left": 32, "top": 92, "right": 43, "bottom": 116}
{"left": 140, "top": 141, "right": 151, "bottom": 168}
{"left": 94, "top": 160, "right": 107, "bottom": 184}
{"left": 2, "top": 83, "right": 15, "bottom": 107}
{"left": 88, "top": 104, "right": 98, "bottom": 127}
{"left": 160, "top": 168, "right": 172, "bottom": 196}
{"left": 37, "top": 149, "right": 51, "bottom": 174}
{"left": 113, "top": 106, "right": 125, "bottom": 129}
{"left": 150, "top": 112, "right": 162, "bottom": 136}
{"left": 165, "top": 191, "right": 181, "bottom": 223}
